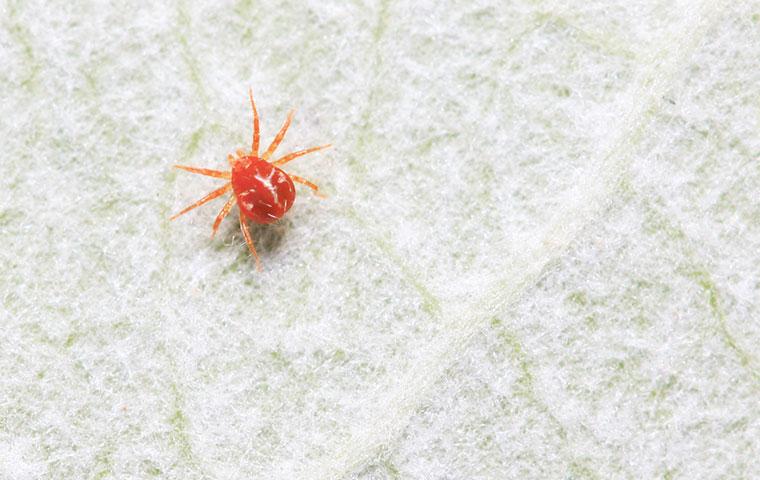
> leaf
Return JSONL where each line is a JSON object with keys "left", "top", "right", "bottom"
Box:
{"left": 1, "top": 1, "right": 758, "bottom": 479}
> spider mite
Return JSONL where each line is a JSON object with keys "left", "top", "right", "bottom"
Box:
{"left": 171, "top": 88, "right": 330, "bottom": 270}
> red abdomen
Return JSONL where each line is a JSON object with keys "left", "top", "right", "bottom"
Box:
{"left": 231, "top": 156, "right": 296, "bottom": 224}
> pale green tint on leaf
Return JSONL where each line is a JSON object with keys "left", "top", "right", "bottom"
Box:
{"left": 1, "top": 1, "right": 758, "bottom": 479}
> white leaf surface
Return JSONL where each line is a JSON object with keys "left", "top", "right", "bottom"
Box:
{"left": 1, "top": 1, "right": 758, "bottom": 479}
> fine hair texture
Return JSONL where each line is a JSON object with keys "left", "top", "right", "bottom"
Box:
{"left": 0, "top": 1, "right": 758, "bottom": 479}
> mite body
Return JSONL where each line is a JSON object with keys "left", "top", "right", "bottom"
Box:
{"left": 231, "top": 156, "right": 295, "bottom": 224}
{"left": 171, "top": 89, "right": 330, "bottom": 269}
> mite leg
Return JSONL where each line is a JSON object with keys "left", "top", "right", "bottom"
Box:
{"left": 239, "top": 210, "right": 262, "bottom": 271}
{"left": 170, "top": 183, "right": 232, "bottom": 220}
{"left": 262, "top": 110, "right": 295, "bottom": 161}
{"left": 249, "top": 87, "right": 260, "bottom": 157}
{"left": 211, "top": 195, "right": 236, "bottom": 238}
{"left": 272, "top": 144, "right": 331, "bottom": 167}
{"left": 174, "top": 165, "right": 231, "bottom": 179}
{"left": 289, "top": 174, "right": 326, "bottom": 199}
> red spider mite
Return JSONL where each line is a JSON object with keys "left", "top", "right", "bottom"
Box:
{"left": 170, "top": 88, "right": 330, "bottom": 270}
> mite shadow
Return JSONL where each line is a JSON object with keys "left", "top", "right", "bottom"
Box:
{"left": 218, "top": 214, "right": 293, "bottom": 265}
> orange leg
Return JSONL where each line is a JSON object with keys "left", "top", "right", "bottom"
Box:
{"left": 249, "top": 87, "right": 260, "bottom": 157}
{"left": 239, "top": 210, "right": 262, "bottom": 270}
{"left": 174, "top": 165, "right": 231, "bottom": 179}
{"left": 262, "top": 110, "right": 295, "bottom": 161}
{"left": 272, "top": 144, "right": 331, "bottom": 167}
{"left": 211, "top": 195, "right": 236, "bottom": 238}
{"left": 170, "top": 183, "right": 232, "bottom": 220}
{"left": 228, "top": 154, "right": 236, "bottom": 167}
{"left": 289, "top": 174, "right": 326, "bottom": 198}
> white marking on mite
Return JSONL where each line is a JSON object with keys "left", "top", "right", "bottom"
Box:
{"left": 255, "top": 172, "right": 279, "bottom": 206}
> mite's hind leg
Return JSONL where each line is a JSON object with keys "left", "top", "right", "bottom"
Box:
{"left": 289, "top": 174, "right": 326, "bottom": 199}
{"left": 211, "top": 195, "right": 236, "bottom": 238}
{"left": 239, "top": 210, "right": 262, "bottom": 271}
